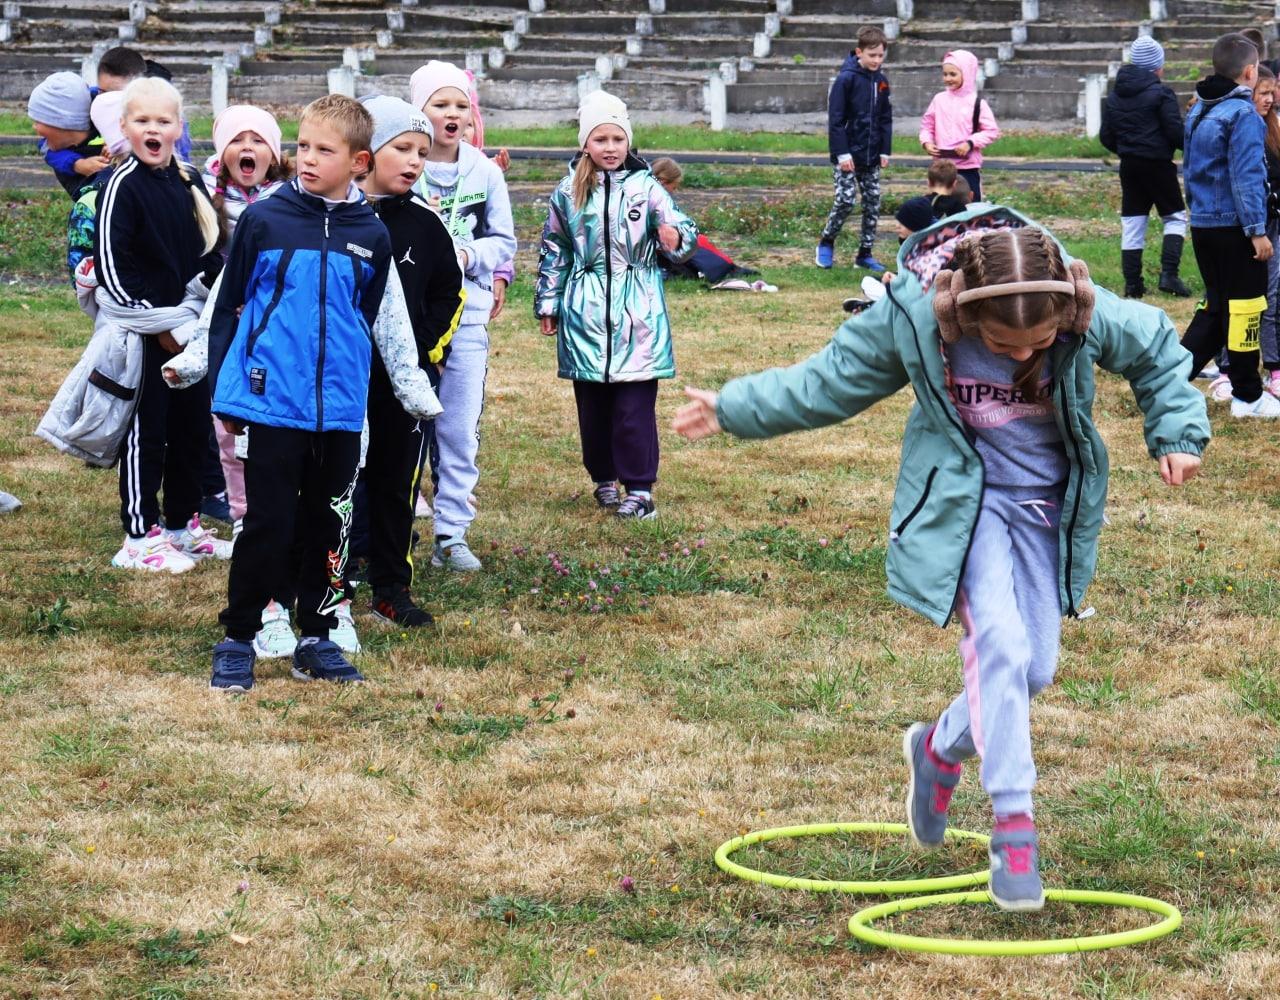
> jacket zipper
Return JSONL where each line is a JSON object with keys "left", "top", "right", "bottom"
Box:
{"left": 602, "top": 171, "right": 613, "bottom": 383}
{"left": 317, "top": 212, "right": 329, "bottom": 431}
{"left": 245, "top": 249, "right": 293, "bottom": 356}
{"left": 892, "top": 466, "right": 938, "bottom": 537}
{"left": 886, "top": 284, "right": 984, "bottom": 627}
{"left": 1057, "top": 375, "right": 1084, "bottom": 617}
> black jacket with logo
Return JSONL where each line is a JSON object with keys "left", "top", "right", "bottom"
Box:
{"left": 370, "top": 190, "right": 465, "bottom": 369}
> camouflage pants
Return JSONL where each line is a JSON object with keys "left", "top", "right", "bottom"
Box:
{"left": 820, "top": 163, "right": 881, "bottom": 255}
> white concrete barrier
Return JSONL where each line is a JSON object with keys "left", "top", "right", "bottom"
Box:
{"left": 1084, "top": 73, "right": 1105, "bottom": 137}
{"left": 706, "top": 72, "right": 726, "bottom": 132}
{"left": 896, "top": 0, "right": 913, "bottom": 21}
{"left": 883, "top": 17, "right": 899, "bottom": 40}
{"left": 211, "top": 60, "right": 228, "bottom": 117}
{"left": 753, "top": 32, "right": 770, "bottom": 57}
{"left": 328, "top": 66, "right": 356, "bottom": 97}
{"left": 1021, "top": 0, "right": 1039, "bottom": 21}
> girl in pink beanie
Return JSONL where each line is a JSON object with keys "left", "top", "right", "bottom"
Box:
{"left": 203, "top": 104, "right": 291, "bottom": 239}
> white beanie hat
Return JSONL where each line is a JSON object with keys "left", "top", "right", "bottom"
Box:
{"left": 577, "top": 90, "right": 632, "bottom": 148}
{"left": 90, "top": 91, "right": 129, "bottom": 156}
{"left": 408, "top": 60, "right": 472, "bottom": 112}
{"left": 362, "top": 94, "right": 432, "bottom": 153}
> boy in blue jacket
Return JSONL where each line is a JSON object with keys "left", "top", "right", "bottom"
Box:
{"left": 816, "top": 25, "right": 893, "bottom": 274}
{"left": 1181, "top": 32, "right": 1280, "bottom": 418}
{"left": 206, "top": 95, "right": 393, "bottom": 690}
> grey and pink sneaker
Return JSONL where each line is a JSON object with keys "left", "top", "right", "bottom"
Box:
{"left": 111, "top": 525, "right": 196, "bottom": 574}
{"left": 169, "top": 515, "right": 234, "bottom": 561}
{"left": 988, "top": 817, "right": 1045, "bottom": 912}
{"left": 903, "top": 722, "right": 963, "bottom": 847}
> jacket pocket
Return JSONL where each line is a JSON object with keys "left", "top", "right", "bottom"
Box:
{"left": 245, "top": 248, "right": 294, "bottom": 357}
{"left": 892, "top": 465, "right": 938, "bottom": 538}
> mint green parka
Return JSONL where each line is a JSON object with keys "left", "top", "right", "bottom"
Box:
{"left": 716, "top": 207, "right": 1211, "bottom": 627}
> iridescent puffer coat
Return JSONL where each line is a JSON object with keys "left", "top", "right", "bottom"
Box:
{"left": 536, "top": 152, "right": 697, "bottom": 382}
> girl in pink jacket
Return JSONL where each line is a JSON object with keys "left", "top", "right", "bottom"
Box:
{"left": 919, "top": 49, "right": 1000, "bottom": 201}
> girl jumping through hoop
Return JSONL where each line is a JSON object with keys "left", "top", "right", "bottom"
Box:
{"left": 674, "top": 210, "right": 1210, "bottom": 910}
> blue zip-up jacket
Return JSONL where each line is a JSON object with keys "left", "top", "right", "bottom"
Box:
{"left": 208, "top": 180, "right": 392, "bottom": 433}
{"left": 827, "top": 53, "right": 893, "bottom": 167}
{"left": 1183, "top": 75, "right": 1267, "bottom": 236}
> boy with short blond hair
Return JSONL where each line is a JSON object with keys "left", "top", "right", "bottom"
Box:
{"left": 207, "top": 94, "right": 394, "bottom": 689}
{"left": 816, "top": 24, "right": 893, "bottom": 273}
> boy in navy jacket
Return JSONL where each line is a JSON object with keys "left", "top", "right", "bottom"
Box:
{"left": 816, "top": 24, "right": 893, "bottom": 273}
{"left": 207, "top": 95, "right": 393, "bottom": 690}
{"left": 1099, "top": 35, "right": 1190, "bottom": 298}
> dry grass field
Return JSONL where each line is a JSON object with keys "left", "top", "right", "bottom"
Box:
{"left": 0, "top": 172, "right": 1278, "bottom": 998}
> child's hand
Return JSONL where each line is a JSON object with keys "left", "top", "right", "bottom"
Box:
{"left": 1159, "top": 453, "right": 1201, "bottom": 486}
{"left": 882, "top": 271, "right": 895, "bottom": 284}
{"left": 923, "top": 142, "right": 941, "bottom": 156}
{"left": 1252, "top": 235, "right": 1274, "bottom": 261}
{"left": 673, "top": 387, "right": 721, "bottom": 440}
{"left": 955, "top": 141, "right": 972, "bottom": 157}
{"left": 490, "top": 277, "right": 508, "bottom": 321}
{"left": 221, "top": 418, "right": 246, "bottom": 435}
{"left": 540, "top": 315, "right": 557, "bottom": 336}
{"left": 838, "top": 159, "right": 855, "bottom": 173}
{"left": 880, "top": 155, "right": 889, "bottom": 168}
{"left": 161, "top": 365, "right": 179, "bottom": 387}
{"left": 657, "top": 223, "right": 680, "bottom": 252}
{"left": 73, "top": 154, "right": 111, "bottom": 176}
{"left": 156, "top": 331, "right": 180, "bottom": 354}
{"left": 494, "top": 148, "right": 511, "bottom": 172}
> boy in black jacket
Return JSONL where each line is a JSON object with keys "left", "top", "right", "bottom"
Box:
{"left": 356, "top": 96, "right": 465, "bottom": 627}
{"left": 1100, "top": 35, "right": 1191, "bottom": 298}
{"left": 816, "top": 24, "right": 893, "bottom": 273}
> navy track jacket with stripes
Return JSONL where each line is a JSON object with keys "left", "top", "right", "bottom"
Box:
{"left": 208, "top": 180, "right": 393, "bottom": 433}
{"left": 94, "top": 155, "right": 218, "bottom": 310}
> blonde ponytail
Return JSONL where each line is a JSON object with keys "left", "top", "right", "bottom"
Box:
{"left": 121, "top": 76, "right": 218, "bottom": 254}
{"left": 572, "top": 153, "right": 597, "bottom": 212}
{"left": 178, "top": 161, "right": 221, "bottom": 254}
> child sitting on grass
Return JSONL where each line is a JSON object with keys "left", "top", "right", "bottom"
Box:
{"left": 676, "top": 214, "right": 1209, "bottom": 911}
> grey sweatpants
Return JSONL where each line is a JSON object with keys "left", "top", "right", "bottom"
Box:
{"left": 432, "top": 322, "right": 488, "bottom": 542}
{"left": 930, "top": 485, "right": 1064, "bottom": 817}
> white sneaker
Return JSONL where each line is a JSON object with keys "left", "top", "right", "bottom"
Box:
{"left": 330, "top": 599, "right": 362, "bottom": 654}
{"left": 1231, "top": 391, "right": 1280, "bottom": 418}
{"left": 253, "top": 600, "right": 297, "bottom": 659}
{"left": 232, "top": 517, "right": 244, "bottom": 540}
{"left": 111, "top": 525, "right": 196, "bottom": 574}
{"left": 1195, "top": 360, "right": 1219, "bottom": 380}
{"left": 1208, "top": 374, "right": 1233, "bottom": 402}
{"left": 431, "top": 539, "right": 483, "bottom": 572}
{"left": 169, "top": 515, "right": 234, "bottom": 560}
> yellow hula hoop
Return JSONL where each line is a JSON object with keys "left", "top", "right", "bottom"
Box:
{"left": 846, "top": 888, "right": 1183, "bottom": 956}
{"left": 713, "top": 822, "right": 992, "bottom": 894}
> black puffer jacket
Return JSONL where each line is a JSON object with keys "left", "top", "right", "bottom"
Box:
{"left": 1100, "top": 65, "right": 1184, "bottom": 160}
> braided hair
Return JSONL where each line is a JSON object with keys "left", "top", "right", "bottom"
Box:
{"left": 952, "top": 228, "right": 1073, "bottom": 404}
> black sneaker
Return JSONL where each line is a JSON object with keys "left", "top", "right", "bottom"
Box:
{"left": 593, "top": 483, "right": 621, "bottom": 510}
{"left": 614, "top": 494, "right": 657, "bottom": 520}
{"left": 371, "top": 587, "right": 435, "bottom": 628}
{"left": 210, "top": 639, "right": 255, "bottom": 692}
{"left": 200, "top": 491, "right": 232, "bottom": 523}
{"left": 291, "top": 639, "right": 364, "bottom": 683}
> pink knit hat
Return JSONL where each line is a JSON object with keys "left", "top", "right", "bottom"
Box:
{"left": 465, "top": 68, "right": 485, "bottom": 151}
{"left": 89, "top": 90, "right": 128, "bottom": 156}
{"left": 408, "top": 60, "right": 472, "bottom": 112}
{"left": 212, "top": 104, "right": 282, "bottom": 165}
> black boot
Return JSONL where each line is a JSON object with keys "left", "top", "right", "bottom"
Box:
{"left": 1121, "top": 248, "right": 1145, "bottom": 298}
{"left": 1158, "top": 234, "right": 1192, "bottom": 297}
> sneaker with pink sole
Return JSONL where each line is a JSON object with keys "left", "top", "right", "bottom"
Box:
{"left": 111, "top": 525, "right": 196, "bottom": 574}
{"left": 1207, "top": 374, "right": 1233, "bottom": 402}
{"left": 168, "top": 515, "right": 234, "bottom": 561}
{"left": 1266, "top": 370, "right": 1280, "bottom": 397}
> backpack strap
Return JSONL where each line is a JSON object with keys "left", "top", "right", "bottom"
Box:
{"left": 972, "top": 96, "right": 981, "bottom": 136}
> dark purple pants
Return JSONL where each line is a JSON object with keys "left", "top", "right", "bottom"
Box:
{"left": 572, "top": 379, "right": 659, "bottom": 492}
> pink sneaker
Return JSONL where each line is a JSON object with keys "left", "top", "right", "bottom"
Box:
{"left": 169, "top": 515, "right": 233, "bottom": 561}
{"left": 1266, "top": 370, "right": 1280, "bottom": 397}
{"left": 111, "top": 525, "right": 196, "bottom": 574}
{"left": 1208, "top": 374, "right": 1233, "bottom": 402}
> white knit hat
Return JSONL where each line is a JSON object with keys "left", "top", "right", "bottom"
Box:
{"left": 577, "top": 90, "right": 632, "bottom": 148}
{"left": 408, "top": 60, "right": 472, "bottom": 112}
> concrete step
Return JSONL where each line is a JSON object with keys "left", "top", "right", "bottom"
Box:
{"left": 787, "top": 0, "right": 895, "bottom": 14}
{"left": 527, "top": 11, "right": 769, "bottom": 35}
{"left": 8, "top": 0, "right": 132, "bottom": 20}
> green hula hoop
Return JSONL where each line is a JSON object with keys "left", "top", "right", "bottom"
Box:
{"left": 847, "top": 888, "right": 1183, "bottom": 955}
{"left": 714, "top": 822, "right": 992, "bottom": 895}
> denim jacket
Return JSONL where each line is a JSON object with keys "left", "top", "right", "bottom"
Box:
{"left": 1183, "top": 77, "right": 1267, "bottom": 236}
